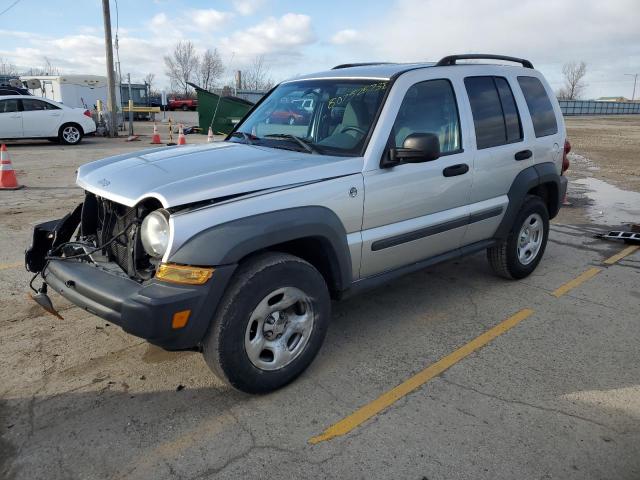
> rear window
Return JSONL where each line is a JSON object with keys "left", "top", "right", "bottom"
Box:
{"left": 517, "top": 76, "right": 558, "bottom": 137}
{"left": 464, "top": 76, "right": 522, "bottom": 149}
{"left": 22, "top": 99, "right": 59, "bottom": 111}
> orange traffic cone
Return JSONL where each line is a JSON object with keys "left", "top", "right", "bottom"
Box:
{"left": 0, "top": 144, "right": 24, "bottom": 190}
{"left": 177, "top": 124, "right": 186, "bottom": 145}
{"left": 151, "top": 123, "right": 162, "bottom": 144}
{"left": 207, "top": 126, "right": 214, "bottom": 143}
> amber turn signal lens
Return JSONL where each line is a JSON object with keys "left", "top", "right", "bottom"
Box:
{"left": 155, "top": 264, "right": 214, "bottom": 285}
{"left": 172, "top": 310, "right": 191, "bottom": 329}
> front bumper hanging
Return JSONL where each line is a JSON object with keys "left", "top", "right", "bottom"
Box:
{"left": 25, "top": 206, "right": 237, "bottom": 350}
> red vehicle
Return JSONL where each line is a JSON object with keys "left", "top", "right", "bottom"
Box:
{"left": 167, "top": 98, "right": 198, "bottom": 111}
{"left": 266, "top": 106, "right": 309, "bottom": 125}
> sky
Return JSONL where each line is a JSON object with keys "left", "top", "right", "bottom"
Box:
{"left": 0, "top": 0, "right": 639, "bottom": 98}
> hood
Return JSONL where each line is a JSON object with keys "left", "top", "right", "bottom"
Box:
{"left": 76, "top": 142, "right": 363, "bottom": 208}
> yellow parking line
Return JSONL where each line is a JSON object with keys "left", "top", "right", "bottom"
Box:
{"left": 0, "top": 262, "right": 22, "bottom": 271}
{"left": 551, "top": 267, "right": 602, "bottom": 298}
{"left": 309, "top": 308, "right": 534, "bottom": 444}
{"left": 603, "top": 245, "right": 639, "bottom": 265}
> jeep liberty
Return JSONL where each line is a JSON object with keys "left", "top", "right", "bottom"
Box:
{"left": 26, "top": 54, "right": 569, "bottom": 393}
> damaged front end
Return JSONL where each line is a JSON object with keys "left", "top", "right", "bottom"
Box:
{"left": 26, "top": 192, "right": 162, "bottom": 280}
{"left": 24, "top": 191, "right": 235, "bottom": 350}
{"left": 25, "top": 192, "right": 161, "bottom": 321}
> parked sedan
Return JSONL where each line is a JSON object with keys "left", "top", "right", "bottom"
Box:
{"left": 266, "top": 106, "right": 310, "bottom": 125}
{"left": 0, "top": 95, "right": 96, "bottom": 145}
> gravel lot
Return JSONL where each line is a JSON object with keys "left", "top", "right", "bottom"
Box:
{"left": 1, "top": 116, "right": 639, "bottom": 480}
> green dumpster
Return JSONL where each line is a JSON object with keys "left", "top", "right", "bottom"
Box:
{"left": 189, "top": 83, "right": 254, "bottom": 135}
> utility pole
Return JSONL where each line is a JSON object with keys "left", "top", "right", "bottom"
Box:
{"left": 625, "top": 73, "right": 638, "bottom": 101}
{"left": 102, "top": 0, "right": 118, "bottom": 136}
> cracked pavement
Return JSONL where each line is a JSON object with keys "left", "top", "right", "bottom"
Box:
{"left": 1, "top": 121, "right": 640, "bottom": 479}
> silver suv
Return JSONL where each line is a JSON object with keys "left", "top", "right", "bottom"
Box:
{"left": 26, "top": 54, "right": 569, "bottom": 393}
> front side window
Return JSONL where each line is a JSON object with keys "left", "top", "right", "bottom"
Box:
{"left": 517, "top": 76, "right": 558, "bottom": 137}
{"left": 391, "top": 79, "right": 461, "bottom": 154}
{"left": 465, "top": 76, "right": 523, "bottom": 149}
{"left": 231, "top": 79, "right": 389, "bottom": 156}
{"left": 22, "top": 99, "right": 59, "bottom": 111}
{"left": 0, "top": 99, "right": 19, "bottom": 113}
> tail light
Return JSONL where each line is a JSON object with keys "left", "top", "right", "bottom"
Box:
{"left": 562, "top": 139, "right": 571, "bottom": 174}
{"left": 83, "top": 110, "right": 92, "bottom": 118}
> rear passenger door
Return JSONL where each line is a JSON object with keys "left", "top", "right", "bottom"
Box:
{"left": 462, "top": 76, "right": 530, "bottom": 245}
{"left": 21, "top": 98, "right": 61, "bottom": 137}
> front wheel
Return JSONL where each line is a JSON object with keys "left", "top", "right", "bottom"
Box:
{"left": 59, "top": 124, "right": 83, "bottom": 145}
{"left": 182, "top": 104, "right": 189, "bottom": 111}
{"left": 202, "top": 252, "right": 330, "bottom": 393}
{"left": 487, "top": 195, "right": 549, "bottom": 279}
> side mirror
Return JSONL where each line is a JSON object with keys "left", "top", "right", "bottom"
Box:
{"left": 382, "top": 133, "right": 441, "bottom": 168}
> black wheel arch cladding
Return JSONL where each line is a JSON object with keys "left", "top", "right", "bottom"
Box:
{"left": 494, "top": 162, "right": 561, "bottom": 239}
{"left": 169, "top": 206, "right": 352, "bottom": 292}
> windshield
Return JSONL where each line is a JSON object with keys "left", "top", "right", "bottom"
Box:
{"left": 229, "top": 79, "right": 389, "bottom": 156}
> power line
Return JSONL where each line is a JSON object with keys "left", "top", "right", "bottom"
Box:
{"left": 0, "top": 0, "right": 22, "bottom": 16}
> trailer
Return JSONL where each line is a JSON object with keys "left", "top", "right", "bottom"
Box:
{"left": 20, "top": 75, "right": 122, "bottom": 110}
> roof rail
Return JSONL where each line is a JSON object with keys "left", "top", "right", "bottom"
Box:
{"left": 332, "top": 62, "right": 393, "bottom": 70}
{"left": 435, "top": 54, "right": 534, "bottom": 69}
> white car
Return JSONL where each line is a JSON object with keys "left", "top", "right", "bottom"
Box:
{"left": 0, "top": 95, "right": 96, "bottom": 145}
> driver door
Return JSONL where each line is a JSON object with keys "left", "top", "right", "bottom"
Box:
{"left": 360, "top": 78, "right": 472, "bottom": 277}
{"left": 0, "top": 99, "right": 23, "bottom": 138}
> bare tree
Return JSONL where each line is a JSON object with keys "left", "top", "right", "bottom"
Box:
{"left": 242, "top": 55, "right": 273, "bottom": 91}
{"left": 557, "top": 61, "right": 587, "bottom": 100}
{"left": 164, "top": 41, "right": 198, "bottom": 96}
{"left": 144, "top": 73, "right": 156, "bottom": 94}
{"left": 0, "top": 57, "right": 17, "bottom": 76}
{"left": 198, "top": 48, "right": 224, "bottom": 91}
{"left": 23, "top": 57, "right": 60, "bottom": 76}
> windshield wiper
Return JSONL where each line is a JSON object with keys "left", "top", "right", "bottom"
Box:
{"left": 263, "top": 134, "right": 322, "bottom": 154}
{"left": 230, "top": 131, "right": 259, "bottom": 145}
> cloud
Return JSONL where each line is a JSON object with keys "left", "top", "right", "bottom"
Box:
{"left": 330, "top": 29, "right": 359, "bottom": 45}
{"left": 188, "top": 9, "right": 233, "bottom": 32}
{"left": 345, "top": 0, "right": 640, "bottom": 97}
{"left": 220, "top": 13, "right": 316, "bottom": 61}
{"left": 233, "top": 0, "right": 266, "bottom": 16}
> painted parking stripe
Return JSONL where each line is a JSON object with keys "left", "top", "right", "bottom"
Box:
{"left": 0, "top": 262, "right": 22, "bottom": 271}
{"left": 603, "top": 245, "right": 639, "bottom": 265}
{"left": 551, "top": 267, "right": 602, "bottom": 298}
{"left": 309, "top": 308, "right": 534, "bottom": 444}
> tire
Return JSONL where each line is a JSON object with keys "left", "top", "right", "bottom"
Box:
{"left": 288, "top": 116, "right": 295, "bottom": 125}
{"left": 202, "top": 252, "right": 331, "bottom": 393}
{"left": 58, "top": 124, "right": 83, "bottom": 145}
{"left": 182, "top": 104, "right": 189, "bottom": 111}
{"left": 487, "top": 195, "right": 549, "bottom": 279}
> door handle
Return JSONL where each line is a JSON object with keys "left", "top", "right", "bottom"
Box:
{"left": 442, "top": 163, "right": 469, "bottom": 177}
{"left": 514, "top": 149, "right": 532, "bottom": 161}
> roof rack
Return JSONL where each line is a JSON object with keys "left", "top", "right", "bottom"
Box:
{"left": 332, "top": 62, "right": 393, "bottom": 70}
{"left": 436, "top": 54, "right": 534, "bottom": 69}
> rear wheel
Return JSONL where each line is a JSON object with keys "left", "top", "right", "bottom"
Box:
{"left": 58, "top": 124, "right": 83, "bottom": 145}
{"left": 182, "top": 104, "right": 189, "bottom": 111}
{"left": 487, "top": 195, "right": 549, "bottom": 279}
{"left": 202, "top": 252, "right": 331, "bottom": 393}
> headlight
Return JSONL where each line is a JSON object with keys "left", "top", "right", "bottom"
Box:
{"left": 141, "top": 209, "right": 170, "bottom": 258}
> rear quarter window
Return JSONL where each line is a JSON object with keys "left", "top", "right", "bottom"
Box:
{"left": 517, "top": 76, "right": 558, "bottom": 137}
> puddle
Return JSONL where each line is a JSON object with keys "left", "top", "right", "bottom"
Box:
{"left": 571, "top": 177, "right": 640, "bottom": 226}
